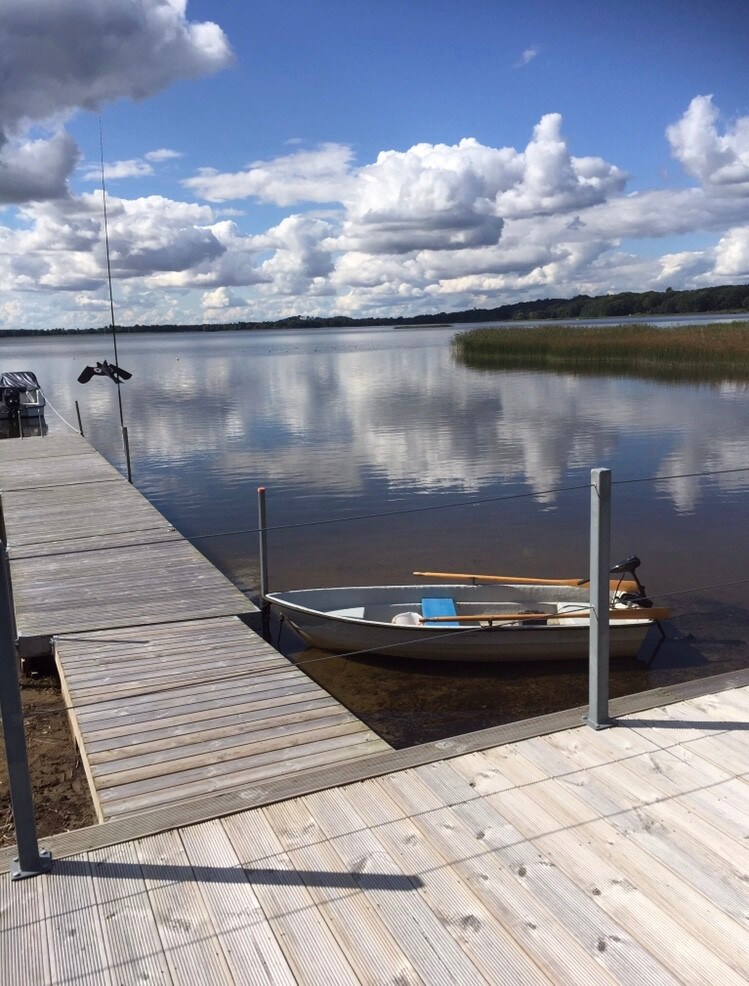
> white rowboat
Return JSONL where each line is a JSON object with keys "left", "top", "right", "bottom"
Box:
{"left": 266, "top": 581, "right": 664, "bottom": 662}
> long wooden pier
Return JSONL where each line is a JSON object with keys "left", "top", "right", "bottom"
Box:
{"left": 0, "top": 434, "right": 389, "bottom": 822}
{"left": 0, "top": 434, "right": 258, "bottom": 658}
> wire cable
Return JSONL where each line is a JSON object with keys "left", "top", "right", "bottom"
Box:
{"left": 37, "top": 391, "right": 79, "bottom": 434}
{"left": 22, "top": 621, "right": 495, "bottom": 720}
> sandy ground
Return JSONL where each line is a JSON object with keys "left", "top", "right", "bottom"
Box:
{"left": 0, "top": 675, "right": 95, "bottom": 849}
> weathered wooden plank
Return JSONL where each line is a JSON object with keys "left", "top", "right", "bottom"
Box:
{"left": 74, "top": 676, "right": 320, "bottom": 728}
{"left": 98, "top": 726, "right": 383, "bottom": 802}
{"left": 88, "top": 704, "right": 353, "bottom": 767}
{"left": 1, "top": 441, "right": 255, "bottom": 657}
{"left": 101, "top": 735, "right": 388, "bottom": 819}
{"left": 0, "top": 433, "right": 92, "bottom": 462}
{"left": 53, "top": 611, "right": 390, "bottom": 822}
{"left": 2, "top": 481, "right": 172, "bottom": 547}
{"left": 0, "top": 453, "right": 122, "bottom": 490}
{"left": 91, "top": 712, "right": 359, "bottom": 781}
{"left": 12, "top": 534, "right": 253, "bottom": 655}
{"left": 83, "top": 695, "right": 337, "bottom": 751}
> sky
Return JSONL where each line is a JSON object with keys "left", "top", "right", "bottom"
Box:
{"left": 1, "top": 0, "right": 749, "bottom": 331}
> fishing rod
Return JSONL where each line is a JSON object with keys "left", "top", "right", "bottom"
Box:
{"left": 96, "top": 118, "right": 133, "bottom": 483}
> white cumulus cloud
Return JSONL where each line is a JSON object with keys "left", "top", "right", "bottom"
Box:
{"left": 667, "top": 94, "right": 749, "bottom": 190}
{"left": 714, "top": 226, "right": 749, "bottom": 277}
{"left": 0, "top": 132, "right": 80, "bottom": 203}
{"left": 0, "top": 0, "right": 232, "bottom": 203}
{"left": 184, "top": 144, "right": 356, "bottom": 205}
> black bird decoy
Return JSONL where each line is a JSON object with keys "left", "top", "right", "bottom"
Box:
{"left": 77, "top": 360, "right": 132, "bottom": 384}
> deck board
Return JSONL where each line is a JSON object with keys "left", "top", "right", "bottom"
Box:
{"left": 0, "top": 435, "right": 253, "bottom": 657}
{"left": 55, "top": 616, "right": 391, "bottom": 822}
{"left": 1, "top": 684, "right": 748, "bottom": 984}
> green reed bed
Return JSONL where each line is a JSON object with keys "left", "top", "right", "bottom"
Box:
{"left": 453, "top": 320, "right": 749, "bottom": 381}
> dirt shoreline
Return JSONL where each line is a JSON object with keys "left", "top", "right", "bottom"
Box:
{"left": 0, "top": 674, "right": 95, "bottom": 849}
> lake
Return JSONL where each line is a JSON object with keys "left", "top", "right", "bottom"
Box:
{"left": 2, "top": 323, "right": 748, "bottom": 745}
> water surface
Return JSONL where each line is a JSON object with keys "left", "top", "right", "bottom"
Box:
{"left": 3, "top": 325, "right": 747, "bottom": 744}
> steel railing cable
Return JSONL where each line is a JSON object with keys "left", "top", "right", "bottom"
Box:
{"left": 19, "top": 566, "right": 749, "bottom": 724}
{"left": 11, "top": 463, "right": 749, "bottom": 560}
{"left": 20, "top": 551, "right": 749, "bottom": 726}
{"left": 23, "top": 459, "right": 749, "bottom": 552}
{"left": 612, "top": 464, "right": 749, "bottom": 485}
{"left": 14, "top": 458, "right": 749, "bottom": 724}
{"left": 21, "top": 622, "right": 492, "bottom": 721}
{"left": 3, "top": 479, "right": 595, "bottom": 561}
{"left": 192, "top": 480, "right": 594, "bottom": 540}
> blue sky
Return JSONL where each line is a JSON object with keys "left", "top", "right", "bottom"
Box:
{"left": 2, "top": 0, "right": 749, "bottom": 330}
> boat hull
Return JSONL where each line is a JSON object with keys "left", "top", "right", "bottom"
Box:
{"left": 267, "top": 584, "right": 655, "bottom": 662}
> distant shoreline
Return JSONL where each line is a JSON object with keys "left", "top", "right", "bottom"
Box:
{"left": 1, "top": 282, "right": 748, "bottom": 337}
{"left": 0, "top": 312, "right": 745, "bottom": 340}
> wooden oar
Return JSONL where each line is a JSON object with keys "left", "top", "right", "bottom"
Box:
{"left": 413, "top": 571, "right": 639, "bottom": 593}
{"left": 420, "top": 607, "right": 669, "bottom": 624}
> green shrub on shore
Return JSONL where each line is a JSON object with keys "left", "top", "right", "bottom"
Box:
{"left": 453, "top": 321, "right": 749, "bottom": 381}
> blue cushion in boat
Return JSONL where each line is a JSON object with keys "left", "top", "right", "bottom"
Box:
{"left": 421, "top": 597, "right": 459, "bottom": 626}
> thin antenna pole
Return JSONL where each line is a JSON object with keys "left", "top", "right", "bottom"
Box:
{"left": 99, "top": 118, "right": 132, "bottom": 483}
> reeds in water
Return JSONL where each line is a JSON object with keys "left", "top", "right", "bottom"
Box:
{"left": 453, "top": 321, "right": 749, "bottom": 381}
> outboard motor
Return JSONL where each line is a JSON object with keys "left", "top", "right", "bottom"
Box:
{"left": 609, "top": 555, "right": 653, "bottom": 607}
{"left": 1, "top": 385, "right": 22, "bottom": 419}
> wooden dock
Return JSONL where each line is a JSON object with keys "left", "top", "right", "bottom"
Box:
{"left": 1, "top": 674, "right": 747, "bottom": 985}
{"left": 1, "top": 434, "right": 747, "bottom": 982}
{"left": 54, "top": 616, "right": 390, "bottom": 822}
{"left": 0, "top": 434, "right": 253, "bottom": 658}
{"left": 0, "top": 434, "right": 390, "bottom": 823}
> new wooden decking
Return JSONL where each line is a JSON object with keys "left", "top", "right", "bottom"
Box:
{"left": 0, "top": 434, "right": 253, "bottom": 657}
{"left": 54, "top": 616, "right": 390, "bottom": 822}
{"left": 1, "top": 680, "right": 747, "bottom": 985}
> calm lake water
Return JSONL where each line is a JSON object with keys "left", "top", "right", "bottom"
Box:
{"left": 3, "top": 323, "right": 748, "bottom": 745}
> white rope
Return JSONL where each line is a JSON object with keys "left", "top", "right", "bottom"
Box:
{"left": 39, "top": 390, "right": 80, "bottom": 434}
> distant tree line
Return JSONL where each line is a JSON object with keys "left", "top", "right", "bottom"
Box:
{"left": 2, "top": 283, "right": 748, "bottom": 336}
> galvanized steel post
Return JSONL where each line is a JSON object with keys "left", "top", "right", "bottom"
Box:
{"left": 258, "top": 487, "right": 269, "bottom": 600}
{"left": 585, "top": 467, "right": 612, "bottom": 729}
{"left": 0, "top": 547, "right": 52, "bottom": 878}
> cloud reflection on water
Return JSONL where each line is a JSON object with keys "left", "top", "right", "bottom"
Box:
{"left": 4, "top": 327, "right": 749, "bottom": 520}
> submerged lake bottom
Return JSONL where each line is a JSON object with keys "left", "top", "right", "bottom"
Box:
{"left": 265, "top": 598, "right": 749, "bottom": 749}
